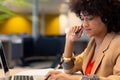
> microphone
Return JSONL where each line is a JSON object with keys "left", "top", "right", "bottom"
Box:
{"left": 75, "top": 25, "right": 83, "bottom": 35}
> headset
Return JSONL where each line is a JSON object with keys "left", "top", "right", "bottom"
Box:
{"left": 101, "top": 16, "right": 110, "bottom": 24}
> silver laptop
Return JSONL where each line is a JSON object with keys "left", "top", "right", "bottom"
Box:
{"left": 0, "top": 41, "right": 47, "bottom": 80}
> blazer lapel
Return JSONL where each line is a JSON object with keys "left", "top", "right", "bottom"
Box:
{"left": 91, "top": 32, "right": 116, "bottom": 74}
{"left": 82, "top": 39, "right": 96, "bottom": 73}
{"left": 91, "top": 51, "right": 105, "bottom": 74}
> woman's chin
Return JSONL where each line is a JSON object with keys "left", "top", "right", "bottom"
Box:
{"left": 86, "top": 34, "right": 92, "bottom": 38}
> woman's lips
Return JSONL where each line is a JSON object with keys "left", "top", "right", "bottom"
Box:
{"left": 84, "top": 28, "right": 91, "bottom": 32}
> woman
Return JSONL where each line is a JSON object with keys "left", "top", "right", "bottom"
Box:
{"left": 45, "top": 0, "right": 120, "bottom": 80}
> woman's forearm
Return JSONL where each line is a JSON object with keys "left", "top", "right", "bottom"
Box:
{"left": 63, "top": 39, "right": 74, "bottom": 58}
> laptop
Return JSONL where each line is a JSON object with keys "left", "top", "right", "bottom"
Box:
{"left": 0, "top": 41, "right": 53, "bottom": 80}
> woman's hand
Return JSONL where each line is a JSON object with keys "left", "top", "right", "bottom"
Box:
{"left": 66, "top": 25, "right": 83, "bottom": 42}
{"left": 44, "top": 70, "right": 82, "bottom": 80}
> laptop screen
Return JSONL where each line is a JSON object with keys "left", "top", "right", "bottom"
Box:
{"left": 0, "top": 42, "right": 9, "bottom": 74}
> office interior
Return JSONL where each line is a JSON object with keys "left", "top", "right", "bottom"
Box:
{"left": 0, "top": 0, "right": 89, "bottom": 69}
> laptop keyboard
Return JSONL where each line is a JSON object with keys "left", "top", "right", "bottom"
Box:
{"left": 9, "top": 75, "right": 34, "bottom": 80}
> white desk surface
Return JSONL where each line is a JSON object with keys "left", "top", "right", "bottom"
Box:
{"left": 0, "top": 68, "right": 32, "bottom": 77}
{"left": 0, "top": 68, "right": 81, "bottom": 80}
{"left": 0, "top": 68, "right": 55, "bottom": 77}
{"left": 0, "top": 68, "right": 55, "bottom": 80}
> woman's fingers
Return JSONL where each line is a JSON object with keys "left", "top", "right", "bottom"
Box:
{"left": 44, "top": 70, "right": 62, "bottom": 80}
{"left": 47, "top": 72, "right": 66, "bottom": 80}
{"left": 77, "top": 28, "right": 83, "bottom": 37}
{"left": 47, "top": 74, "right": 56, "bottom": 80}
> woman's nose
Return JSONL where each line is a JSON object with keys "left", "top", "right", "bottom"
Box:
{"left": 82, "top": 21, "right": 89, "bottom": 28}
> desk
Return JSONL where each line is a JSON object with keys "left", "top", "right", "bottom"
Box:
{"left": 0, "top": 68, "right": 55, "bottom": 78}
{"left": 0, "top": 68, "right": 57, "bottom": 80}
{"left": 0, "top": 68, "right": 30, "bottom": 77}
{"left": 0, "top": 68, "right": 82, "bottom": 80}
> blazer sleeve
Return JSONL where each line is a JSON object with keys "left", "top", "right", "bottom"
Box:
{"left": 62, "top": 49, "right": 86, "bottom": 74}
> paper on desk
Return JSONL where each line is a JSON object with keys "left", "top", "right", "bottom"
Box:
{"left": 14, "top": 68, "right": 54, "bottom": 76}
{"left": 15, "top": 68, "right": 63, "bottom": 76}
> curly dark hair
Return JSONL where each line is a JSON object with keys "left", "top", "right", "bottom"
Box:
{"left": 70, "top": 0, "right": 120, "bottom": 33}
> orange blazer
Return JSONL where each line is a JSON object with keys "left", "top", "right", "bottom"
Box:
{"left": 65, "top": 32, "right": 120, "bottom": 80}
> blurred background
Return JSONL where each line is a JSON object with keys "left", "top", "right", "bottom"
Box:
{"left": 0, "top": 0, "right": 89, "bottom": 69}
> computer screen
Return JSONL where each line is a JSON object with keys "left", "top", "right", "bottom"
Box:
{"left": 0, "top": 43, "right": 9, "bottom": 74}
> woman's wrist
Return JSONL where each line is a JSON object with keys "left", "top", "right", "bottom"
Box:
{"left": 63, "top": 53, "right": 74, "bottom": 62}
